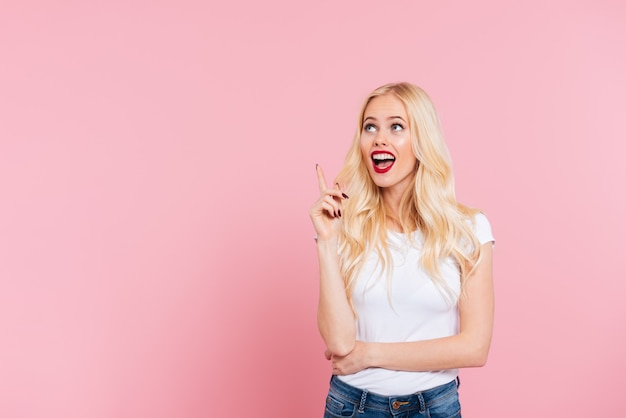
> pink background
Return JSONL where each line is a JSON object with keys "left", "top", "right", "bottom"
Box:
{"left": 1, "top": 1, "right": 625, "bottom": 417}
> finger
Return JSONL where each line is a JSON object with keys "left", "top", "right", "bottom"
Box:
{"left": 323, "top": 188, "right": 346, "bottom": 201}
{"left": 310, "top": 193, "right": 339, "bottom": 215}
{"left": 334, "top": 181, "right": 349, "bottom": 200}
{"left": 322, "top": 195, "right": 343, "bottom": 217}
{"left": 316, "top": 164, "right": 328, "bottom": 193}
{"left": 325, "top": 194, "right": 343, "bottom": 218}
{"left": 320, "top": 200, "right": 339, "bottom": 218}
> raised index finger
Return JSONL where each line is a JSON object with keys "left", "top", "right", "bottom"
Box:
{"left": 316, "top": 164, "right": 329, "bottom": 193}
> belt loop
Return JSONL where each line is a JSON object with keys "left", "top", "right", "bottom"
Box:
{"left": 358, "top": 389, "right": 368, "bottom": 413}
{"left": 417, "top": 392, "right": 425, "bottom": 414}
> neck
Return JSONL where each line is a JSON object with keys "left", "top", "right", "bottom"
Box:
{"left": 382, "top": 188, "right": 416, "bottom": 233}
{"left": 381, "top": 187, "right": 403, "bottom": 218}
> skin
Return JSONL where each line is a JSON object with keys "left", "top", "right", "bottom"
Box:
{"left": 310, "top": 94, "right": 495, "bottom": 376}
{"left": 310, "top": 165, "right": 355, "bottom": 357}
{"left": 361, "top": 94, "right": 417, "bottom": 225}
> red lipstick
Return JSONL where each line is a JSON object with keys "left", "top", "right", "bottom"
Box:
{"left": 371, "top": 150, "right": 396, "bottom": 174}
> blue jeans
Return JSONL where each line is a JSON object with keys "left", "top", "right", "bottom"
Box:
{"left": 323, "top": 376, "right": 461, "bottom": 418}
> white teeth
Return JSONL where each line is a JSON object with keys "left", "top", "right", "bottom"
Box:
{"left": 372, "top": 153, "right": 395, "bottom": 161}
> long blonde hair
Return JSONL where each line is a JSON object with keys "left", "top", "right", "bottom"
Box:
{"left": 336, "top": 82, "right": 482, "bottom": 306}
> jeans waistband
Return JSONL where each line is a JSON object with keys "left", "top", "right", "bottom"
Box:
{"left": 328, "top": 376, "right": 459, "bottom": 415}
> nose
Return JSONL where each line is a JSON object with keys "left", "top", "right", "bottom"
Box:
{"left": 374, "top": 133, "right": 387, "bottom": 146}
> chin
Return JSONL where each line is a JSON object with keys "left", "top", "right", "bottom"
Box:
{"left": 370, "top": 177, "right": 393, "bottom": 189}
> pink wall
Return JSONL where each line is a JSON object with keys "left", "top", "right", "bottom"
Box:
{"left": 1, "top": 1, "right": 625, "bottom": 417}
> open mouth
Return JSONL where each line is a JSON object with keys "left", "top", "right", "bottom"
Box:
{"left": 371, "top": 151, "right": 396, "bottom": 173}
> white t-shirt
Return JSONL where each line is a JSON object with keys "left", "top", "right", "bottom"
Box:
{"left": 338, "top": 213, "right": 494, "bottom": 396}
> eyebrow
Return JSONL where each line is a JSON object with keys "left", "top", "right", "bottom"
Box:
{"left": 363, "top": 116, "right": 407, "bottom": 122}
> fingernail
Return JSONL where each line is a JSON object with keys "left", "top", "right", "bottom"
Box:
{"left": 338, "top": 209, "right": 342, "bottom": 218}
{"left": 316, "top": 163, "right": 319, "bottom": 169}
{"left": 342, "top": 193, "right": 349, "bottom": 199}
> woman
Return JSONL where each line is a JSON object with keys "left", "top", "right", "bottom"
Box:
{"left": 309, "top": 82, "right": 495, "bottom": 417}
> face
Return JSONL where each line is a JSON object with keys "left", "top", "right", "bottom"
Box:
{"left": 360, "top": 94, "right": 418, "bottom": 197}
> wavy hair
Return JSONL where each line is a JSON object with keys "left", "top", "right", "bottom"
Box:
{"left": 335, "top": 82, "right": 482, "bottom": 307}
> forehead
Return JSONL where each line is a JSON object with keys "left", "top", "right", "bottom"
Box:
{"left": 364, "top": 94, "right": 407, "bottom": 118}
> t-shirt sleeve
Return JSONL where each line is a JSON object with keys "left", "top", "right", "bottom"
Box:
{"left": 474, "top": 212, "right": 495, "bottom": 245}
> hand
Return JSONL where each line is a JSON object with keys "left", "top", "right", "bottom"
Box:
{"left": 309, "top": 165, "right": 348, "bottom": 242}
{"left": 325, "top": 341, "right": 369, "bottom": 375}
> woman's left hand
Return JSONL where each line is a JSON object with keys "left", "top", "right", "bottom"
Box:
{"left": 325, "top": 341, "right": 370, "bottom": 375}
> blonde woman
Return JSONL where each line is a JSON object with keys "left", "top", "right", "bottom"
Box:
{"left": 310, "top": 82, "right": 495, "bottom": 418}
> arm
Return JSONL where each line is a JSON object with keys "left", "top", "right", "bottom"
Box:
{"left": 310, "top": 165, "right": 355, "bottom": 357}
{"left": 330, "top": 242, "right": 494, "bottom": 374}
{"left": 316, "top": 238, "right": 356, "bottom": 357}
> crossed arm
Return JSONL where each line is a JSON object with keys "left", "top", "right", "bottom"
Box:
{"left": 320, "top": 242, "right": 494, "bottom": 376}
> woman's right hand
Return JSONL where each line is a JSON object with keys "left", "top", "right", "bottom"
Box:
{"left": 309, "top": 164, "right": 348, "bottom": 242}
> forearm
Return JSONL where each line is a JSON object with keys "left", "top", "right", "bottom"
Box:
{"left": 316, "top": 238, "right": 355, "bottom": 357}
{"left": 367, "top": 332, "right": 492, "bottom": 372}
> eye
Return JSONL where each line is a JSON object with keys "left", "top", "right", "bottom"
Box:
{"left": 364, "top": 123, "right": 377, "bottom": 133}
{"left": 391, "top": 123, "right": 404, "bottom": 131}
